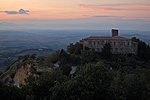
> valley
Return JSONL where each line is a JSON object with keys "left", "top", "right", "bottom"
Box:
{"left": 0, "top": 30, "right": 150, "bottom": 71}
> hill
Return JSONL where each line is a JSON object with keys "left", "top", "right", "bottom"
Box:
{"left": 0, "top": 48, "right": 54, "bottom": 71}
{"left": 0, "top": 37, "right": 150, "bottom": 100}
{"left": 0, "top": 30, "right": 150, "bottom": 71}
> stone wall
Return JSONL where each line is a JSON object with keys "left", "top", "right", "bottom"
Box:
{"left": 82, "top": 39, "right": 138, "bottom": 55}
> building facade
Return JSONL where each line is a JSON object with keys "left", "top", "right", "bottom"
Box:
{"left": 80, "top": 29, "right": 138, "bottom": 55}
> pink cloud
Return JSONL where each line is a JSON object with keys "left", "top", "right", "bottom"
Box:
{"left": 132, "top": 4, "right": 150, "bottom": 7}
{"left": 80, "top": 5, "right": 89, "bottom": 9}
{"left": 79, "top": 4, "right": 150, "bottom": 12}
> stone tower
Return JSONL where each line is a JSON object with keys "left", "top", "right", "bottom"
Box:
{"left": 112, "top": 29, "right": 118, "bottom": 37}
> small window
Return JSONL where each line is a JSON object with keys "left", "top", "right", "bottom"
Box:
{"left": 89, "top": 41, "right": 92, "bottom": 45}
{"left": 93, "top": 42, "right": 95, "bottom": 45}
{"left": 97, "top": 42, "right": 99, "bottom": 45}
{"left": 110, "top": 42, "right": 112, "bottom": 45}
{"left": 101, "top": 41, "right": 104, "bottom": 45}
{"left": 114, "top": 42, "right": 116, "bottom": 46}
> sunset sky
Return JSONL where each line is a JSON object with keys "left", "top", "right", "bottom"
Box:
{"left": 0, "top": 0, "right": 150, "bottom": 30}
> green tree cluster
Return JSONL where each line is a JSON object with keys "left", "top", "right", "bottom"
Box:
{"left": 0, "top": 81, "right": 25, "bottom": 100}
{"left": 132, "top": 37, "right": 150, "bottom": 61}
{"left": 67, "top": 42, "right": 83, "bottom": 55}
{"left": 81, "top": 48, "right": 96, "bottom": 64}
{"left": 51, "top": 62, "right": 114, "bottom": 100}
{"left": 44, "top": 51, "right": 59, "bottom": 67}
{"left": 22, "top": 70, "right": 67, "bottom": 100}
{"left": 111, "top": 69, "right": 150, "bottom": 100}
{"left": 1, "top": 61, "right": 150, "bottom": 100}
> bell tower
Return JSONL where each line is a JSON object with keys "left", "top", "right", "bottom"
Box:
{"left": 112, "top": 29, "right": 118, "bottom": 37}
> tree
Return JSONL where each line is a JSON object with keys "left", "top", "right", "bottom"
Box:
{"left": 23, "top": 75, "right": 38, "bottom": 97}
{"left": 147, "top": 82, "right": 150, "bottom": 100}
{"left": 81, "top": 49, "right": 96, "bottom": 64}
{"left": 37, "top": 56, "right": 45, "bottom": 67}
{"left": 23, "top": 71, "right": 67, "bottom": 100}
{"left": 0, "top": 82, "right": 25, "bottom": 100}
{"left": 70, "top": 54, "right": 81, "bottom": 65}
{"left": 51, "top": 62, "right": 114, "bottom": 100}
{"left": 111, "top": 71, "right": 127, "bottom": 100}
{"left": 60, "top": 64, "right": 71, "bottom": 76}
{"left": 59, "top": 49, "right": 70, "bottom": 65}
{"left": 111, "top": 69, "right": 150, "bottom": 100}
{"left": 0, "top": 71, "right": 2, "bottom": 76}
{"left": 30, "top": 53, "right": 36, "bottom": 59}
{"left": 67, "top": 42, "right": 83, "bottom": 55}
{"left": 67, "top": 43, "right": 75, "bottom": 54}
{"left": 132, "top": 37, "right": 150, "bottom": 61}
{"left": 74, "top": 42, "right": 83, "bottom": 55}
{"left": 44, "top": 51, "right": 59, "bottom": 67}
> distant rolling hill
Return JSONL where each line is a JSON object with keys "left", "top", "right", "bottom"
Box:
{"left": 0, "top": 30, "right": 150, "bottom": 71}
{"left": 0, "top": 48, "right": 54, "bottom": 71}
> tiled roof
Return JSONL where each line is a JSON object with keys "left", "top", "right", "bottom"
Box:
{"left": 83, "top": 36, "right": 130, "bottom": 40}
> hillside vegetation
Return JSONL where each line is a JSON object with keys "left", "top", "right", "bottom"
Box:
{"left": 0, "top": 37, "right": 150, "bottom": 100}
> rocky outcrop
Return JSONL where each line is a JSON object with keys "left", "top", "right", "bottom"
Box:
{"left": 0, "top": 55, "right": 53, "bottom": 87}
{"left": 13, "top": 64, "right": 37, "bottom": 85}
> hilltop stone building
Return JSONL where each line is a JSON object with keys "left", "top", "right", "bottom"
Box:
{"left": 80, "top": 29, "right": 138, "bottom": 55}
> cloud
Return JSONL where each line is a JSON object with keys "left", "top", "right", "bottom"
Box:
{"left": 0, "top": 22, "right": 17, "bottom": 25}
{"left": 79, "top": 4, "right": 150, "bottom": 12}
{"left": 0, "top": 9, "right": 29, "bottom": 15}
{"left": 131, "top": 4, "right": 150, "bottom": 8}
{"left": 19, "top": 9, "right": 29, "bottom": 15}
{"left": 82, "top": 15, "right": 89, "bottom": 17}
{"left": 92, "top": 15, "right": 124, "bottom": 18}
{"left": 2, "top": 11, "right": 18, "bottom": 14}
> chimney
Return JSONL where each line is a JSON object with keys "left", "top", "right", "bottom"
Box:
{"left": 112, "top": 29, "right": 118, "bottom": 37}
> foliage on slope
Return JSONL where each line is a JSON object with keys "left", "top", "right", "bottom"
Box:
{"left": 0, "top": 38, "right": 150, "bottom": 100}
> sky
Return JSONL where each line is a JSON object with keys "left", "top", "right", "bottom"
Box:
{"left": 0, "top": 0, "right": 150, "bottom": 30}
